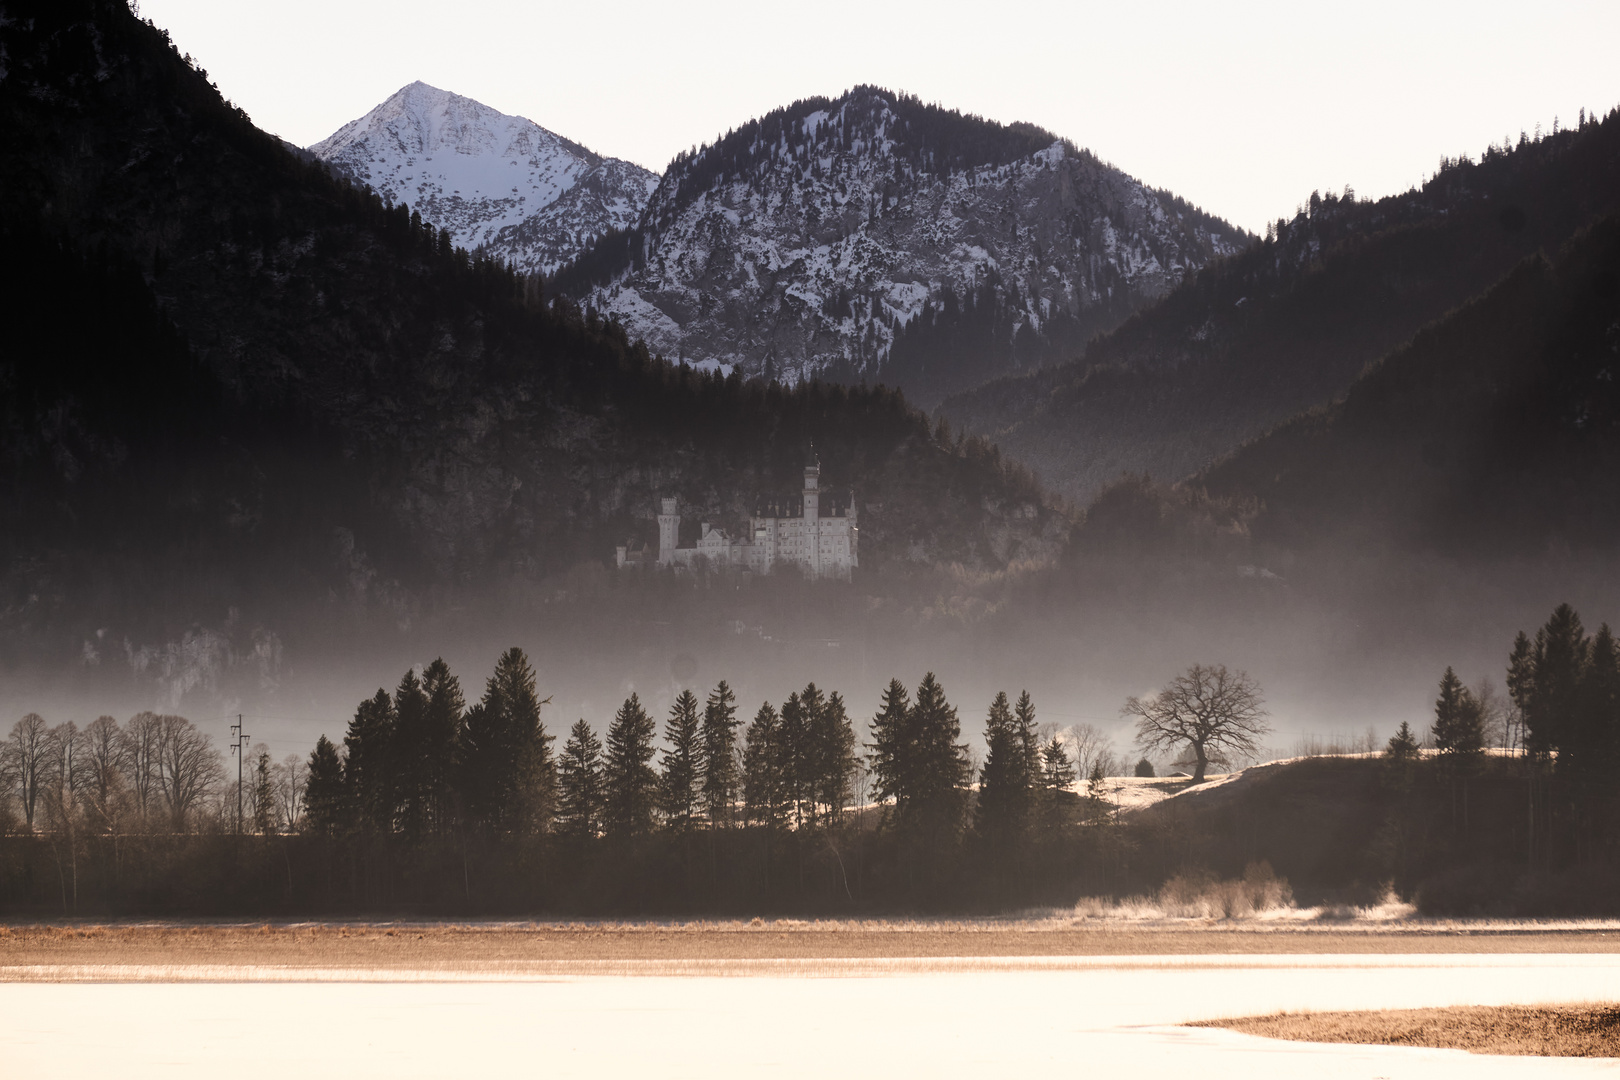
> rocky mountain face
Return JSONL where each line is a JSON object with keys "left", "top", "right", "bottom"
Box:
{"left": 310, "top": 81, "right": 658, "bottom": 275}
{"left": 942, "top": 109, "right": 1620, "bottom": 504}
{"left": 0, "top": 2, "right": 1070, "bottom": 687}
{"left": 554, "top": 87, "right": 1245, "bottom": 407}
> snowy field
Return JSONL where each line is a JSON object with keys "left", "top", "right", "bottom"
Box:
{"left": 3, "top": 954, "right": 1618, "bottom": 1078}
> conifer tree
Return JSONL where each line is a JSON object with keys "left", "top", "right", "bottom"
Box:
{"left": 743, "top": 702, "right": 788, "bottom": 829}
{"left": 1038, "top": 736, "right": 1077, "bottom": 832}
{"left": 661, "top": 690, "right": 702, "bottom": 833}
{"left": 700, "top": 681, "right": 740, "bottom": 828}
{"left": 1525, "top": 604, "right": 1589, "bottom": 758}
{"left": 557, "top": 719, "right": 605, "bottom": 840}
{"left": 252, "top": 749, "right": 274, "bottom": 834}
{"left": 907, "top": 672, "right": 971, "bottom": 835}
{"left": 867, "top": 678, "right": 912, "bottom": 813}
{"left": 778, "top": 690, "right": 809, "bottom": 826}
{"left": 974, "top": 691, "right": 1024, "bottom": 838}
{"left": 1572, "top": 624, "right": 1620, "bottom": 782}
{"left": 812, "top": 690, "right": 858, "bottom": 826}
{"left": 603, "top": 693, "right": 658, "bottom": 838}
{"left": 304, "top": 736, "right": 347, "bottom": 836}
{"left": 391, "top": 667, "right": 430, "bottom": 837}
{"left": 1433, "top": 666, "right": 1485, "bottom": 758}
{"left": 1014, "top": 691, "right": 1041, "bottom": 795}
{"left": 420, "top": 658, "right": 464, "bottom": 833}
{"left": 1385, "top": 721, "right": 1420, "bottom": 762}
{"left": 344, "top": 689, "right": 396, "bottom": 832}
{"left": 459, "top": 648, "right": 554, "bottom": 835}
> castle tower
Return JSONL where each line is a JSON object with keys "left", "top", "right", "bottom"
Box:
{"left": 657, "top": 497, "right": 680, "bottom": 565}
{"left": 803, "top": 452, "right": 821, "bottom": 579}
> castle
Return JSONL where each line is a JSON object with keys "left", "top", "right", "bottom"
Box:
{"left": 617, "top": 460, "right": 858, "bottom": 580}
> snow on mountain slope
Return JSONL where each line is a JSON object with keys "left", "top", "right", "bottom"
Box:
{"left": 310, "top": 82, "right": 657, "bottom": 275}
{"left": 569, "top": 88, "right": 1248, "bottom": 405}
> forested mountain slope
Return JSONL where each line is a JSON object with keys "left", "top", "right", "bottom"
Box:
{"left": 1200, "top": 215, "right": 1620, "bottom": 557}
{"left": 310, "top": 82, "right": 658, "bottom": 275}
{"left": 944, "top": 110, "right": 1620, "bottom": 502}
{"left": 0, "top": 0, "right": 1066, "bottom": 673}
{"left": 553, "top": 86, "right": 1245, "bottom": 407}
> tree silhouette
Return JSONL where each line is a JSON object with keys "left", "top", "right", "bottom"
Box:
{"left": 603, "top": 693, "right": 658, "bottom": 839}
{"left": 1126, "top": 664, "right": 1269, "bottom": 783}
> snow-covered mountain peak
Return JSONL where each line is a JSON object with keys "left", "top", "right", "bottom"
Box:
{"left": 311, "top": 83, "right": 658, "bottom": 275}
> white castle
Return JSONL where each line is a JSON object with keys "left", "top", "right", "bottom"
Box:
{"left": 618, "top": 459, "right": 859, "bottom": 580}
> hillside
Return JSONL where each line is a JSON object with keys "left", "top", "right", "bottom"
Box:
{"left": 553, "top": 87, "right": 1245, "bottom": 407}
{"left": 0, "top": 0, "right": 1067, "bottom": 695}
{"left": 943, "top": 109, "right": 1620, "bottom": 502}
{"left": 310, "top": 82, "right": 658, "bottom": 275}
{"left": 1200, "top": 215, "right": 1620, "bottom": 556}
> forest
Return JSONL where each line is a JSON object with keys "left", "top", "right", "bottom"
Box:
{"left": 1, "top": 603, "right": 1616, "bottom": 917}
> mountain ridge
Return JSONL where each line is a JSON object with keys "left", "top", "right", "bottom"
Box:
{"left": 310, "top": 81, "right": 658, "bottom": 275}
{"left": 551, "top": 85, "right": 1248, "bottom": 406}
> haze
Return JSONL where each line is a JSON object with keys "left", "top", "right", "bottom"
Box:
{"left": 137, "top": 0, "right": 1619, "bottom": 236}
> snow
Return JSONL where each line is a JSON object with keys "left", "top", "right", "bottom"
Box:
{"left": 310, "top": 83, "right": 656, "bottom": 275}
{"left": 4, "top": 955, "right": 1616, "bottom": 1078}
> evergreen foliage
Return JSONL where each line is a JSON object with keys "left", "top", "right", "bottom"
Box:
{"left": 1386, "top": 722, "right": 1421, "bottom": 762}
{"left": 742, "top": 703, "right": 788, "bottom": 830}
{"left": 557, "top": 719, "right": 605, "bottom": 841}
{"left": 1433, "top": 667, "right": 1486, "bottom": 758}
{"left": 660, "top": 690, "right": 703, "bottom": 833}
{"left": 603, "top": 694, "right": 659, "bottom": 839}
{"left": 699, "top": 681, "right": 740, "bottom": 828}
{"left": 303, "top": 736, "right": 346, "bottom": 837}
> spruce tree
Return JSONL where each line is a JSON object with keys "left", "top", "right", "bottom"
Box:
{"left": 908, "top": 672, "right": 970, "bottom": 836}
{"left": 812, "top": 690, "right": 857, "bottom": 826}
{"left": 1526, "top": 604, "right": 1589, "bottom": 758}
{"left": 391, "top": 667, "right": 430, "bottom": 837}
{"left": 557, "top": 719, "right": 605, "bottom": 840}
{"left": 1385, "top": 721, "right": 1420, "bottom": 762}
{"left": 603, "top": 693, "right": 658, "bottom": 838}
{"left": 1038, "top": 736, "right": 1077, "bottom": 832}
{"left": 1572, "top": 624, "right": 1620, "bottom": 781}
{"left": 1014, "top": 690, "right": 1041, "bottom": 797}
{"left": 867, "top": 678, "right": 912, "bottom": 813}
{"left": 661, "top": 690, "right": 702, "bottom": 833}
{"left": 420, "top": 658, "right": 464, "bottom": 833}
{"left": 1433, "top": 667, "right": 1484, "bottom": 757}
{"left": 344, "top": 688, "right": 396, "bottom": 832}
{"left": 252, "top": 749, "right": 274, "bottom": 834}
{"left": 304, "top": 736, "right": 347, "bottom": 836}
{"left": 743, "top": 702, "right": 788, "bottom": 829}
{"left": 700, "top": 681, "right": 740, "bottom": 828}
{"left": 974, "top": 691, "right": 1022, "bottom": 838}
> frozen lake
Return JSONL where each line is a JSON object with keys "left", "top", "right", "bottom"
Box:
{"left": 3, "top": 954, "right": 1618, "bottom": 1077}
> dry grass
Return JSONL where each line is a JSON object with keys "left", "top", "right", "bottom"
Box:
{"left": 1201, "top": 1004, "right": 1620, "bottom": 1057}
{"left": 2, "top": 919, "right": 1620, "bottom": 978}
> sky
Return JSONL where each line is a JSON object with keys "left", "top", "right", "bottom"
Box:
{"left": 137, "top": 0, "right": 1620, "bottom": 235}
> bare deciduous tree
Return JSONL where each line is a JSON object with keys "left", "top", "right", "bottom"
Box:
{"left": 1125, "top": 664, "right": 1270, "bottom": 783}
{"left": 123, "top": 712, "right": 164, "bottom": 823}
{"left": 79, "top": 716, "right": 130, "bottom": 833}
{"left": 6, "top": 713, "right": 50, "bottom": 830}
{"left": 156, "top": 715, "right": 224, "bottom": 830}
{"left": 272, "top": 754, "right": 308, "bottom": 832}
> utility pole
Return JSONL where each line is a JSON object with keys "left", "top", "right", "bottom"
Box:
{"left": 230, "top": 717, "right": 251, "bottom": 836}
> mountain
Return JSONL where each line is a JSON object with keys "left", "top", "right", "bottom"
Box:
{"left": 310, "top": 81, "right": 658, "bottom": 275}
{"left": 942, "top": 109, "right": 1620, "bottom": 503}
{"left": 0, "top": 0, "right": 1068, "bottom": 704}
{"left": 1199, "top": 214, "right": 1620, "bottom": 558}
{"left": 551, "top": 87, "right": 1246, "bottom": 408}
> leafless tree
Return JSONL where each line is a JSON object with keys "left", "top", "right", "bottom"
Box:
{"left": 79, "top": 716, "right": 131, "bottom": 833}
{"left": 272, "top": 754, "right": 308, "bottom": 832}
{"left": 1472, "top": 676, "right": 1517, "bottom": 751}
{"left": 123, "top": 711, "right": 164, "bottom": 823}
{"left": 1125, "top": 664, "right": 1270, "bottom": 783}
{"left": 1062, "top": 723, "right": 1118, "bottom": 780}
{"left": 6, "top": 713, "right": 51, "bottom": 830}
{"left": 156, "top": 715, "right": 224, "bottom": 830}
{"left": 40, "top": 722, "right": 85, "bottom": 910}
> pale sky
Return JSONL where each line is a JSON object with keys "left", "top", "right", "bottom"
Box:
{"left": 140, "top": 0, "right": 1619, "bottom": 235}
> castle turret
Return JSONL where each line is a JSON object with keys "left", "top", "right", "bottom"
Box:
{"left": 657, "top": 497, "right": 680, "bottom": 565}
